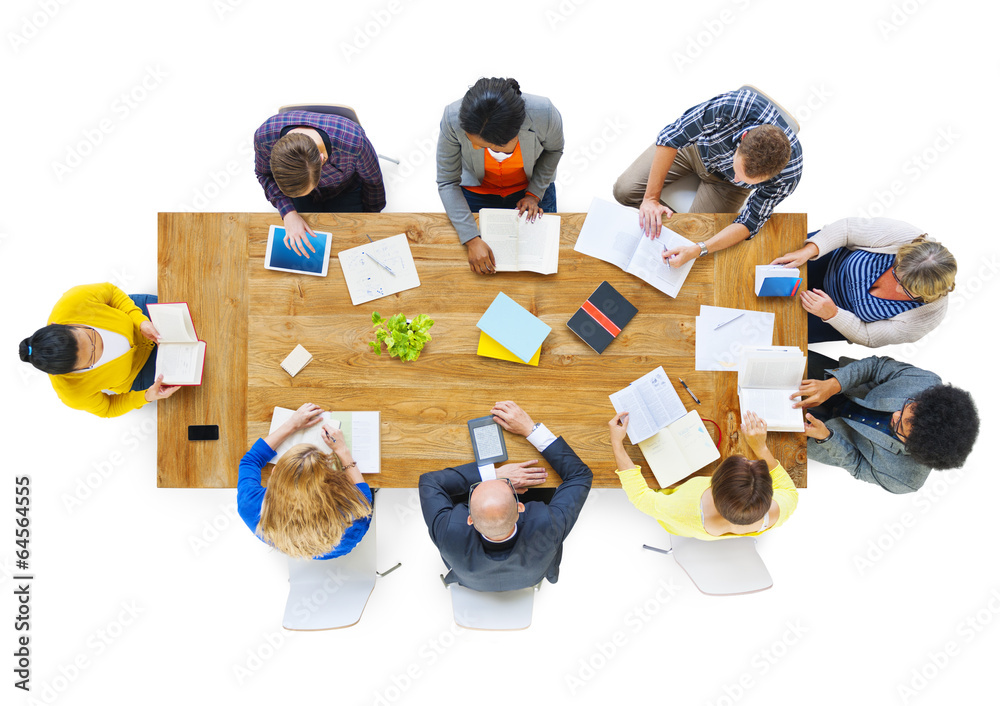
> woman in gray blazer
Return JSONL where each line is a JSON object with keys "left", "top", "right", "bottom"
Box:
{"left": 436, "top": 77, "right": 564, "bottom": 274}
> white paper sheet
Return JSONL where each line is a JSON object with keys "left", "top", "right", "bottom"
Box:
{"left": 694, "top": 305, "right": 776, "bottom": 371}
{"left": 337, "top": 233, "right": 420, "bottom": 306}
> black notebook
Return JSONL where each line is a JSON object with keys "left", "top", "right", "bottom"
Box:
{"left": 567, "top": 281, "right": 638, "bottom": 354}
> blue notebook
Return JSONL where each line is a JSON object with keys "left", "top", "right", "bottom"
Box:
{"left": 476, "top": 292, "right": 552, "bottom": 364}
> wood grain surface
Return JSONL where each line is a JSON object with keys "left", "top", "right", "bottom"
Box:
{"left": 158, "top": 212, "right": 807, "bottom": 488}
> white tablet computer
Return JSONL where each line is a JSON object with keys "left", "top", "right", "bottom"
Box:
{"left": 264, "top": 225, "right": 333, "bottom": 277}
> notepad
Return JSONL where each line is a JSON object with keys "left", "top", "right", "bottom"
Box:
{"left": 694, "top": 305, "right": 775, "bottom": 371}
{"left": 755, "top": 265, "right": 803, "bottom": 297}
{"left": 567, "top": 281, "right": 637, "bottom": 354}
{"left": 337, "top": 233, "right": 420, "bottom": 306}
{"left": 737, "top": 346, "right": 807, "bottom": 432}
{"left": 609, "top": 366, "right": 688, "bottom": 444}
{"left": 638, "top": 410, "right": 721, "bottom": 488}
{"left": 476, "top": 292, "right": 551, "bottom": 364}
{"left": 477, "top": 332, "right": 541, "bottom": 366}
{"left": 479, "top": 208, "right": 561, "bottom": 274}
{"left": 146, "top": 302, "right": 207, "bottom": 386}
{"left": 280, "top": 345, "right": 313, "bottom": 377}
{"left": 267, "top": 409, "right": 381, "bottom": 474}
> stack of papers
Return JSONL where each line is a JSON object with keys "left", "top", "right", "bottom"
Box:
{"left": 694, "top": 305, "right": 775, "bottom": 371}
{"left": 476, "top": 292, "right": 551, "bottom": 365}
{"left": 609, "top": 366, "right": 688, "bottom": 444}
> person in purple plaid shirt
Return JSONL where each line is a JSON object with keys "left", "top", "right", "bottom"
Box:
{"left": 254, "top": 111, "right": 386, "bottom": 258}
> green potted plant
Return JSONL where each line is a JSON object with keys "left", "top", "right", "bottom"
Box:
{"left": 369, "top": 312, "right": 434, "bottom": 362}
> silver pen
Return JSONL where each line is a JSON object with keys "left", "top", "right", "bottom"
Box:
{"left": 714, "top": 313, "right": 745, "bottom": 330}
{"left": 365, "top": 251, "right": 396, "bottom": 276}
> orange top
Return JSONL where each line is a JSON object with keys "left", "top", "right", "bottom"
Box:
{"left": 465, "top": 141, "right": 532, "bottom": 197}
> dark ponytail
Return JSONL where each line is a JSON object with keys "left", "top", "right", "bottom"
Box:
{"left": 459, "top": 77, "right": 526, "bottom": 146}
{"left": 20, "top": 324, "right": 79, "bottom": 375}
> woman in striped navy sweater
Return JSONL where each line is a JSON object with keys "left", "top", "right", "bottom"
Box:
{"left": 770, "top": 218, "right": 955, "bottom": 347}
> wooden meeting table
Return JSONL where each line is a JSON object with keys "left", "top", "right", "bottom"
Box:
{"left": 156, "top": 212, "right": 807, "bottom": 489}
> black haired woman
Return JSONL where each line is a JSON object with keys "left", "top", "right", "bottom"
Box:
{"left": 19, "top": 283, "right": 180, "bottom": 417}
{"left": 436, "top": 77, "right": 564, "bottom": 274}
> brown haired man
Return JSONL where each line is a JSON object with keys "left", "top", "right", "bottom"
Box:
{"left": 613, "top": 88, "right": 802, "bottom": 268}
{"left": 254, "top": 111, "right": 386, "bottom": 258}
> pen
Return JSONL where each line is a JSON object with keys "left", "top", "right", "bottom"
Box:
{"left": 679, "top": 378, "right": 701, "bottom": 405}
{"left": 714, "top": 313, "right": 745, "bottom": 330}
{"left": 365, "top": 251, "right": 396, "bottom": 276}
{"left": 365, "top": 233, "right": 373, "bottom": 243}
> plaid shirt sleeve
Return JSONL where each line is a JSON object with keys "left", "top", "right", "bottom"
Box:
{"left": 253, "top": 119, "right": 296, "bottom": 218}
{"left": 735, "top": 173, "right": 800, "bottom": 238}
{"left": 655, "top": 97, "right": 713, "bottom": 148}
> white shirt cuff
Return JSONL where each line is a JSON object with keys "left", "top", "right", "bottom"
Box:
{"left": 526, "top": 424, "right": 557, "bottom": 453}
{"left": 477, "top": 463, "right": 497, "bottom": 481}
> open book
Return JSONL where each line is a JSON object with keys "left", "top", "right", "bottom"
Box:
{"left": 574, "top": 197, "right": 697, "bottom": 298}
{"left": 146, "top": 302, "right": 206, "bottom": 386}
{"left": 737, "top": 346, "right": 807, "bottom": 432}
{"left": 479, "top": 208, "right": 561, "bottom": 274}
{"left": 609, "top": 366, "right": 688, "bottom": 444}
{"left": 755, "top": 265, "right": 803, "bottom": 297}
{"left": 266, "top": 408, "right": 382, "bottom": 474}
{"left": 638, "top": 410, "right": 721, "bottom": 488}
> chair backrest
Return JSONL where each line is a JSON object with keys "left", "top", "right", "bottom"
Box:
{"left": 739, "top": 84, "right": 801, "bottom": 134}
{"left": 449, "top": 583, "right": 536, "bottom": 630}
{"left": 281, "top": 512, "right": 378, "bottom": 630}
{"left": 659, "top": 172, "right": 702, "bottom": 214}
{"left": 278, "top": 103, "right": 361, "bottom": 126}
{"left": 669, "top": 534, "right": 773, "bottom": 596}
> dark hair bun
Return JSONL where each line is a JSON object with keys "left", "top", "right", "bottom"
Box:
{"left": 19, "top": 338, "right": 31, "bottom": 362}
{"left": 505, "top": 78, "right": 521, "bottom": 95}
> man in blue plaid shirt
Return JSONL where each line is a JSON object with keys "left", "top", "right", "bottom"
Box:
{"left": 614, "top": 88, "right": 802, "bottom": 268}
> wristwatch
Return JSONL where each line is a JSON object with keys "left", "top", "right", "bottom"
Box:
{"left": 814, "top": 429, "right": 835, "bottom": 444}
{"left": 697, "top": 241, "right": 709, "bottom": 257}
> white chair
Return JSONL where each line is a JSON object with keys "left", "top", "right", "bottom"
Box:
{"left": 282, "top": 512, "right": 383, "bottom": 630}
{"left": 659, "top": 85, "right": 799, "bottom": 214}
{"left": 644, "top": 535, "right": 773, "bottom": 596}
{"left": 278, "top": 103, "right": 399, "bottom": 165}
{"left": 446, "top": 580, "right": 539, "bottom": 631}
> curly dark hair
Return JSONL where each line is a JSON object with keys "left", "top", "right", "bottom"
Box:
{"left": 906, "top": 385, "right": 979, "bottom": 469}
{"left": 739, "top": 125, "right": 791, "bottom": 179}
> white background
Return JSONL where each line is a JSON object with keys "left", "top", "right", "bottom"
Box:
{"left": 2, "top": 1, "right": 998, "bottom": 704}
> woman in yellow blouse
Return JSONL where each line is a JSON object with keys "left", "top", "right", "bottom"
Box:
{"left": 610, "top": 411, "right": 798, "bottom": 540}
{"left": 19, "top": 283, "right": 181, "bottom": 417}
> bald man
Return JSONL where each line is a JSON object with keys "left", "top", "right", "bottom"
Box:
{"left": 418, "top": 401, "right": 593, "bottom": 591}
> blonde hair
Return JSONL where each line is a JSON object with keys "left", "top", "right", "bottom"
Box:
{"left": 270, "top": 132, "right": 322, "bottom": 197}
{"left": 257, "top": 444, "right": 372, "bottom": 558}
{"left": 894, "top": 236, "right": 956, "bottom": 303}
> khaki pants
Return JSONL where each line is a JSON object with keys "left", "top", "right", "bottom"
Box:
{"left": 612, "top": 144, "right": 749, "bottom": 213}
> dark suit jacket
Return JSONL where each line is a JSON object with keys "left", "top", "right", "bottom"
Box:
{"left": 418, "top": 437, "right": 593, "bottom": 591}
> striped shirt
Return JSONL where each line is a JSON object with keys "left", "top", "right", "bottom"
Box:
{"left": 824, "top": 249, "right": 922, "bottom": 323}
{"left": 656, "top": 89, "right": 803, "bottom": 238}
{"left": 254, "top": 111, "right": 386, "bottom": 217}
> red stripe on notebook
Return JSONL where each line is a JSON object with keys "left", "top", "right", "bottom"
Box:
{"left": 582, "top": 300, "right": 621, "bottom": 336}
{"left": 790, "top": 279, "right": 802, "bottom": 297}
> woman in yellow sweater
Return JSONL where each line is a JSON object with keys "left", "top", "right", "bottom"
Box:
{"left": 19, "top": 283, "right": 181, "bottom": 417}
{"left": 610, "top": 411, "right": 798, "bottom": 540}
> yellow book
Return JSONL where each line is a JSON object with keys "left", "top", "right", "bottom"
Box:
{"left": 477, "top": 332, "right": 541, "bottom": 366}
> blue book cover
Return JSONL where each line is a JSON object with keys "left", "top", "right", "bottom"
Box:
{"left": 476, "top": 292, "right": 552, "bottom": 363}
{"left": 757, "top": 276, "right": 803, "bottom": 297}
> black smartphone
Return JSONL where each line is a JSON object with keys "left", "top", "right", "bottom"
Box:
{"left": 188, "top": 425, "right": 219, "bottom": 441}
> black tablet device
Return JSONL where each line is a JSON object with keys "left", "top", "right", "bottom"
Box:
{"left": 467, "top": 416, "right": 508, "bottom": 465}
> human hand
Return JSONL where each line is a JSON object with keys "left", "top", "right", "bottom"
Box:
{"left": 495, "top": 459, "right": 547, "bottom": 490}
{"left": 289, "top": 402, "right": 324, "bottom": 431}
{"left": 139, "top": 321, "right": 161, "bottom": 343}
{"left": 144, "top": 374, "right": 182, "bottom": 402}
{"left": 320, "top": 424, "right": 352, "bottom": 461}
{"left": 638, "top": 198, "right": 673, "bottom": 238}
{"left": 491, "top": 401, "right": 534, "bottom": 437}
{"left": 515, "top": 194, "right": 542, "bottom": 222}
{"left": 792, "top": 378, "right": 841, "bottom": 409}
{"left": 769, "top": 242, "right": 818, "bottom": 268}
{"left": 608, "top": 412, "right": 630, "bottom": 446}
{"left": 740, "top": 411, "right": 768, "bottom": 455}
{"left": 282, "top": 211, "right": 317, "bottom": 259}
{"left": 467, "top": 236, "right": 496, "bottom": 275}
{"left": 804, "top": 413, "right": 831, "bottom": 440}
{"left": 799, "top": 288, "right": 838, "bottom": 320}
{"left": 662, "top": 243, "right": 699, "bottom": 268}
